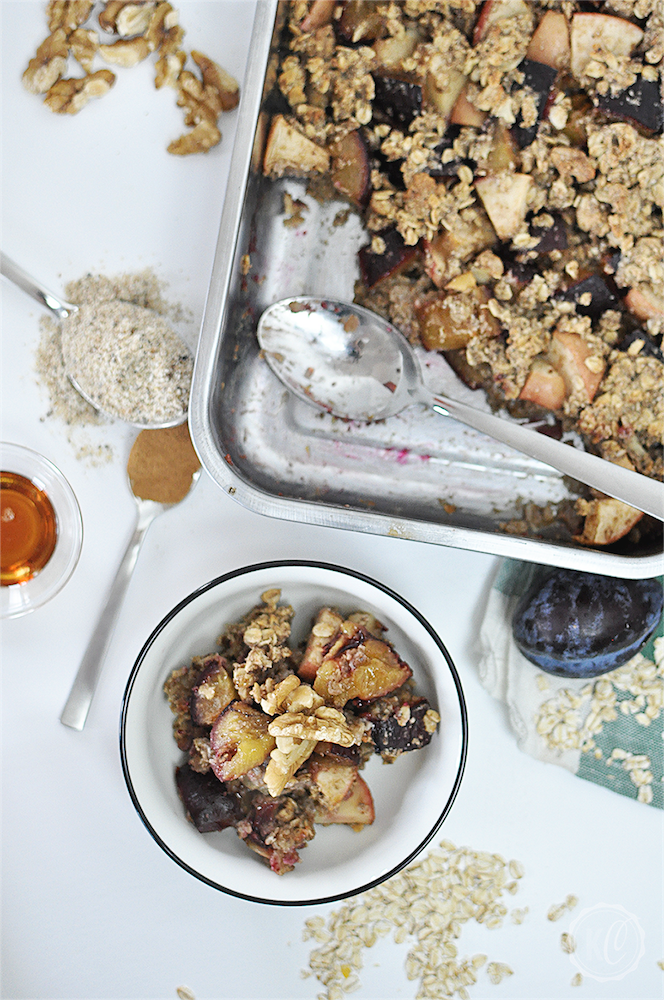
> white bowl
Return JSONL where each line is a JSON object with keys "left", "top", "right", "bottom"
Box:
{"left": 120, "top": 561, "right": 467, "bottom": 905}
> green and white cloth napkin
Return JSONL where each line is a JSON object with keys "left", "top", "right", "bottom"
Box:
{"left": 478, "top": 559, "right": 664, "bottom": 809}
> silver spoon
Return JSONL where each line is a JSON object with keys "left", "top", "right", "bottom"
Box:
{"left": 60, "top": 425, "right": 201, "bottom": 730}
{"left": 0, "top": 251, "right": 188, "bottom": 430}
{"left": 258, "top": 296, "right": 663, "bottom": 521}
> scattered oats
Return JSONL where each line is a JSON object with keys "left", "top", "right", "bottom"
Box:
{"left": 547, "top": 903, "right": 568, "bottom": 922}
{"left": 511, "top": 907, "right": 529, "bottom": 924}
{"left": 176, "top": 988, "right": 196, "bottom": 1000}
{"left": 303, "top": 840, "right": 521, "bottom": 1000}
{"left": 571, "top": 972, "right": 583, "bottom": 987}
{"left": 508, "top": 859, "right": 525, "bottom": 879}
{"left": 565, "top": 895, "right": 579, "bottom": 911}
{"left": 561, "top": 933, "right": 576, "bottom": 954}
{"left": 536, "top": 674, "right": 551, "bottom": 692}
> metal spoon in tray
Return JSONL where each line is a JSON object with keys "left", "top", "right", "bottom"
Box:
{"left": 258, "top": 296, "right": 663, "bottom": 521}
{"left": 1, "top": 252, "right": 191, "bottom": 429}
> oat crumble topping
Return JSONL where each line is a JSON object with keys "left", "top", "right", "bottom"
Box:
{"left": 263, "top": 0, "right": 664, "bottom": 549}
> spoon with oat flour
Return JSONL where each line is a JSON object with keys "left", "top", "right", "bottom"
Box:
{"left": 258, "top": 297, "right": 664, "bottom": 521}
{"left": 60, "top": 422, "right": 201, "bottom": 730}
{"left": 1, "top": 253, "right": 192, "bottom": 428}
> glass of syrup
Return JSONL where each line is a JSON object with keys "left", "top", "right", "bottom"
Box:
{"left": 1, "top": 443, "right": 83, "bottom": 618}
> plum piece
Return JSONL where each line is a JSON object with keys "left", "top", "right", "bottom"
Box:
{"left": 557, "top": 273, "right": 619, "bottom": 319}
{"left": 175, "top": 764, "right": 245, "bottom": 833}
{"left": 338, "top": 1, "right": 386, "bottom": 43}
{"left": 313, "top": 741, "right": 362, "bottom": 767}
{"left": 299, "top": 0, "right": 336, "bottom": 33}
{"left": 618, "top": 328, "right": 664, "bottom": 362}
{"left": 313, "top": 621, "right": 412, "bottom": 707}
{"left": 298, "top": 607, "right": 344, "bottom": 682}
{"left": 417, "top": 287, "right": 501, "bottom": 352}
{"left": 372, "top": 147, "right": 405, "bottom": 189}
{"left": 372, "top": 74, "right": 422, "bottom": 129}
{"left": 358, "top": 227, "right": 419, "bottom": 288}
{"left": 529, "top": 213, "right": 568, "bottom": 254}
{"left": 190, "top": 654, "right": 236, "bottom": 726}
{"left": 597, "top": 76, "right": 663, "bottom": 135}
{"left": 511, "top": 59, "right": 558, "bottom": 148}
{"left": 367, "top": 697, "right": 439, "bottom": 757}
{"left": 313, "top": 774, "right": 375, "bottom": 827}
{"left": 209, "top": 701, "right": 276, "bottom": 782}
{"left": 427, "top": 125, "right": 478, "bottom": 179}
{"left": 329, "top": 129, "right": 371, "bottom": 206}
{"left": 512, "top": 569, "right": 663, "bottom": 677}
{"left": 241, "top": 794, "right": 315, "bottom": 874}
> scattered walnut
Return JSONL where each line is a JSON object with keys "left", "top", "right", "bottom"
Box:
{"left": 22, "top": 29, "right": 69, "bottom": 94}
{"left": 68, "top": 27, "right": 98, "bottom": 72}
{"left": 44, "top": 69, "right": 115, "bottom": 114}
{"left": 47, "top": 0, "right": 93, "bottom": 33}
{"left": 99, "top": 36, "right": 150, "bottom": 67}
{"left": 24, "top": 0, "right": 239, "bottom": 156}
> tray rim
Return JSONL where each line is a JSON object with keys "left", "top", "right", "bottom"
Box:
{"left": 190, "top": 0, "right": 664, "bottom": 581}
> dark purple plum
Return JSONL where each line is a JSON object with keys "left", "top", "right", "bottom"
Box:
{"left": 372, "top": 74, "right": 422, "bottom": 129}
{"left": 358, "top": 227, "right": 419, "bottom": 287}
{"left": 618, "top": 328, "right": 664, "bottom": 362}
{"left": 557, "top": 273, "right": 619, "bottom": 319}
{"left": 529, "top": 212, "right": 568, "bottom": 253}
{"left": 369, "top": 698, "right": 437, "bottom": 756}
{"left": 512, "top": 569, "right": 664, "bottom": 678}
{"left": 511, "top": 59, "right": 558, "bottom": 147}
{"left": 175, "top": 764, "right": 245, "bottom": 833}
{"left": 597, "top": 77, "right": 663, "bottom": 134}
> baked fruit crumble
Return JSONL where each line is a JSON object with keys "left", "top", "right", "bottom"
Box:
{"left": 164, "top": 588, "right": 440, "bottom": 874}
{"left": 262, "top": 0, "right": 663, "bottom": 549}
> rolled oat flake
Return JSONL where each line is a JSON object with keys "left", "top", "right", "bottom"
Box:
{"left": 60, "top": 297, "right": 193, "bottom": 426}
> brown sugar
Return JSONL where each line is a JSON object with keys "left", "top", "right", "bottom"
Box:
{"left": 127, "top": 423, "right": 201, "bottom": 505}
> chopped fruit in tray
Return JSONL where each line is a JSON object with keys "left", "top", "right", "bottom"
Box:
{"left": 262, "top": 0, "right": 664, "bottom": 549}
{"left": 165, "top": 590, "right": 440, "bottom": 874}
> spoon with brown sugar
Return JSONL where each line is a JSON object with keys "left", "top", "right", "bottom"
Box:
{"left": 60, "top": 422, "right": 201, "bottom": 730}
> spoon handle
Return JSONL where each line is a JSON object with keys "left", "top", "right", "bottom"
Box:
{"left": 431, "top": 394, "right": 663, "bottom": 521}
{"left": 60, "top": 501, "right": 163, "bottom": 731}
{"left": 0, "top": 251, "right": 77, "bottom": 321}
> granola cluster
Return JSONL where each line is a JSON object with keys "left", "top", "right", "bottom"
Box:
{"left": 23, "top": 1, "right": 239, "bottom": 154}
{"left": 263, "top": 0, "right": 663, "bottom": 549}
{"left": 165, "top": 589, "right": 439, "bottom": 874}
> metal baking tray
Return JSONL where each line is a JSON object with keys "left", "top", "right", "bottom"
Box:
{"left": 190, "top": 0, "right": 663, "bottom": 579}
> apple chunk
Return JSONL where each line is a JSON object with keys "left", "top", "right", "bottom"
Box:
{"left": 313, "top": 774, "right": 375, "bottom": 827}
{"left": 473, "top": 0, "right": 531, "bottom": 44}
{"left": 417, "top": 287, "right": 501, "bottom": 352}
{"left": 624, "top": 284, "right": 664, "bottom": 323}
{"left": 548, "top": 330, "right": 606, "bottom": 403}
{"left": 519, "top": 357, "right": 567, "bottom": 411}
{"left": 313, "top": 621, "right": 412, "bottom": 708}
{"left": 575, "top": 497, "right": 644, "bottom": 546}
{"left": 474, "top": 172, "right": 532, "bottom": 241}
{"left": 263, "top": 115, "right": 330, "bottom": 178}
{"left": 298, "top": 607, "right": 344, "bottom": 682}
{"left": 570, "top": 13, "right": 644, "bottom": 80}
{"left": 527, "top": 10, "right": 570, "bottom": 69}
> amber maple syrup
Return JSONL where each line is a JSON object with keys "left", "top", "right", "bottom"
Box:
{"left": 1, "top": 471, "right": 57, "bottom": 586}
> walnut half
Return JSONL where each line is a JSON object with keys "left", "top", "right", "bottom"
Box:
{"left": 44, "top": 69, "right": 115, "bottom": 114}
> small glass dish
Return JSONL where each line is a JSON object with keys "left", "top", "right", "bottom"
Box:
{"left": 1, "top": 443, "right": 83, "bottom": 619}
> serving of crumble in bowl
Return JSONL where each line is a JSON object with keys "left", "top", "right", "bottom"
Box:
{"left": 120, "top": 560, "right": 467, "bottom": 905}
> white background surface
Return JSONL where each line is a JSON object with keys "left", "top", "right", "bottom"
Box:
{"left": 1, "top": 3, "right": 662, "bottom": 999}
